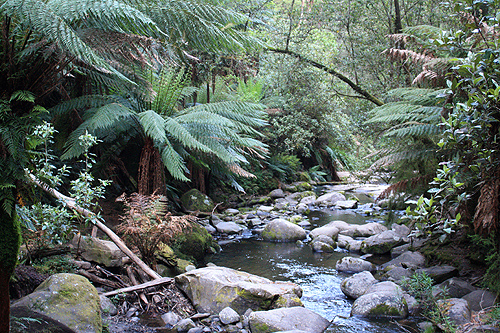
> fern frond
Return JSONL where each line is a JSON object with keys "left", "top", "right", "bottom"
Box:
{"left": 138, "top": 110, "right": 167, "bottom": 143}
{"left": 158, "top": 140, "right": 189, "bottom": 181}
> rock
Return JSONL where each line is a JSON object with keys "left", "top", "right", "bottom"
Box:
{"left": 340, "top": 271, "right": 377, "bottom": 299}
{"left": 205, "top": 224, "right": 216, "bottom": 234}
{"left": 289, "top": 182, "right": 312, "bottom": 192}
{"left": 289, "top": 215, "right": 303, "bottom": 223}
{"left": 360, "top": 230, "right": 404, "bottom": 254}
{"left": 10, "top": 307, "right": 75, "bottom": 333}
{"left": 269, "top": 189, "right": 285, "bottom": 199}
{"left": 336, "top": 200, "right": 358, "bottom": 209}
{"left": 274, "top": 198, "right": 289, "bottom": 210}
{"left": 390, "top": 244, "right": 411, "bottom": 258}
{"left": 351, "top": 281, "right": 408, "bottom": 318}
{"left": 462, "top": 290, "right": 498, "bottom": 311}
{"left": 380, "top": 251, "right": 426, "bottom": 269}
{"left": 171, "top": 223, "right": 219, "bottom": 264}
{"left": 436, "top": 298, "right": 471, "bottom": 326}
{"left": 174, "top": 318, "right": 196, "bottom": 332}
{"left": 336, "top": 256, "right": 375, "bottom": 273}
{"left": 392, "top": 224, "right": 410, "bottom": 238}
{"left": 352, "top": 222, "right": 388, "bottom": 237}
{"left": 216, "top": 222, "right": 244, "bottom": 234}
{"left": 11, "top": 273, "right": 102, "bottom": 333}
{"left": 258, "top": 205, "right": 274, "bottom": 213}
{"left": 299, "top": 195, "right": 316, "bottom": 205}
{"left": 162, "top": 311, "right": 182, "bottom": 327}
{"left": 181, "top": 189, "right": 215, "bottom": 212}
{"left": 433, "top": 278, "right": 478, "bottom": 298}
{"left": 415, "top": 265, "right": 458, "bottom": 284}
{"left": 100, "top": 295, "right": 118, "bottom": 316}
{"left": 337, "top": 235, "right": 362, "bottom": 252}
{"left": 71, "top": 235, "right": 125, "bottom": 267}
{"left": 314, "top": 192, "right": 346, "bottom": 206}
{"left": 468, "top": 325, "right": 500, "bottom": 333}
{"left": 381, "top": 267, "right": 413, "bottom": 283}
{"left": 311, "top": 241, "right": 335, "bottom": 253}
{"left": 248, "top": 218, "right": 263, "bottom": 228}
{"left": 225, "top": 208, "right": 240, "bottom": 215}
{"left": 175, "top": 266, "right": 302, "bottom": 315}
{"left": 297, "top": 221, "right": 311, "bottom": 228}
{"left": 295, "top": 203, "right": 309, "bottom": 214}
{"left": 309, "top": 226, "right": 339, "bottom": 240}
{"left": 261, "top": 219, "right": 307, "bottom": 242}
{"left": 219, "top": 307, "right": 240, "bottom": 325}
{"left": 248, "top": 307, "right": 330, "bottom": 333}
{"left": 311, "top": 234, "right": 335, "bottom": 246}
{"left": 403, "top": 293, "right": 419, "bottom": 314}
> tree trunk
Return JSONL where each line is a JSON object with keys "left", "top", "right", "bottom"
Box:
{"left": 137, "top": 137, "right": 166, "bottom": 195}
{"left": 0, "top": 203, "right": 22, "bottom": 333}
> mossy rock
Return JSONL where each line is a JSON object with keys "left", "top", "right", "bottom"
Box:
{"left": 180, "top": 189, "right": 215, "bottom": 212}
{"left": 11, "top": 273, "right": 102, "bottom": 333}
{"left": 172, "top": 223, "right": 220, "bottom": 264}
{"left": 292, "top": 182, "right": 312, "bottom": 192}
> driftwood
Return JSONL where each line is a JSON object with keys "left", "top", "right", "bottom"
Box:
{"left": 28, "top": 173, "right": 162, "bottom": 281}
{"left": 102, "top": 277, "right": 173, "bottom": 297}
{"left": 126, "top": 266, "right": 149, "bottom": 305}
{"left": 77, "top": 269, "right": 124, "bottom": 290}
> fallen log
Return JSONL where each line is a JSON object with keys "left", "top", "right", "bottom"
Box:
{"left": 28, "top": 173, "right": 162, "bottom": 280}
{"left": 102, "top": 277, "right": 173, "bottom": 297}
{"left": 77, "top": 269, "right": 124, "bottom": 290}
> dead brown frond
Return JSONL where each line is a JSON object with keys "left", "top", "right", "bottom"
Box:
{"left": 412, "top": 70, "right": 440, "bottom": 85}
{"left": 228, "top": 163, "right": 256, "bottom": 178}
{"left": 387, "top": 33, "right": 416, "bottom": 45}
{"left": 377, "top": 174, "right": 434, "bottom": 200}
{"left": 116, "top": 193, "right": 193, "bottom": 268}
{"left": 384, "top": 48, "right": 434, "bottom": 66}
{"left": 473, "top": 169, "right": 500, "bottom": 235}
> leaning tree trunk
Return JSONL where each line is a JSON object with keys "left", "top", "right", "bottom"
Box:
{"left": 0, "top": 203, "right": 22, "bottom": 333}
{"left": 137, "top": 137, "right": 167, "bottom": 196}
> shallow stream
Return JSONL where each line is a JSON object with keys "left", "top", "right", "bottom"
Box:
{"left": 206, "top": 198, "right": 408, "bottom": 332}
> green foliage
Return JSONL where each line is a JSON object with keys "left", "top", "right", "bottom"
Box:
{"left": 32, "top": 255, "right": 77, "bottom": 275}
{"left": 18, "top": 203, "right": 74, "bottom": 246}
{"left": 469, "top": 235, "right": 500, "bottom": 295}
{"left": 404, "top": 163, "right": 465, "bottom": 242}
{"left": 402, "top": 272, "right": 456, "bottom": 332}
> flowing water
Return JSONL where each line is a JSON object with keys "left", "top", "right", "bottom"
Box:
{"left": 206, "top": 203, "right": 408, "bottom": 332}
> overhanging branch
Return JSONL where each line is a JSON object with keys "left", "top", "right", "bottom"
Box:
{"left": 267, "top": 48, "right": 384, "bottom": 106}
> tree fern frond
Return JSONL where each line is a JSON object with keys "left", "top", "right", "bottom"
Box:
{"left": 371, "top": 148, "right": 439, "bottom": 168}
{"left": 1, "top": 0, "right": 116, "bottom": 74}
{"left": 48, "top": 0, "right": 164, "bottom": 38}
{"left": 158, "top": 140, "right": 189, "bottom": 181}
{"left": 50, "top": 95, "right": 126, "bottom": 116}
{"left": 164, "top": 117, "right": 211, "bottom": 153}
{"left": 138, "top": 110, "right": 167, "bottom": 143}
{"left": 383, "top": 123, "right": 441, "bottom": 138}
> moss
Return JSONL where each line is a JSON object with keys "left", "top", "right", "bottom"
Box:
{"left": 171, "top": 223, "right": 219, "bottom": 264}
{"left": 250, "top": 321, "right": 273, "bottom": 333}
{"left": 0, "top": 207, "right": 22, "bottom": 275}
{"left": 369, "top": 303, "right": 403, "bottom": 317}
{"left": 180, "top": 189, "right": 214, "bottom": 212}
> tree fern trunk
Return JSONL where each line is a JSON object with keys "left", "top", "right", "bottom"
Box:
{"left": 0, "top": 204, "right": 22, "bottom": 333}
{"left": 138, "top": 137, "right": 166, "bottom": 195}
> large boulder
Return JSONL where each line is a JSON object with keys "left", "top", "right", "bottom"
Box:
{"left": 314, "top": 192, "right": 346, "bottom": 207}
{"left": 351, "top": 281, "right": 408, "bottom": 318}
{"left": 337, "top": 235, "right": 362, "bottom": 252}
{"left": 175, "top": 266, "right": 303, "bottom": 315}
{"left": 180, "top": 189, "right": 214, "bottom": 212}
{"left": 336, "top": 200, "right": 358, "bottom": 209}
{"left": 269, "top": 189, "right": 285, "bottom": 199}
{"left": 415, "top": 265, "right": 459, "bottom": 284}
{"left": 380, "top": 251, "right": 426, "bottom": 269}
{"left": 262, "top": 219, "right": 307, "bottom": 242}
{"left": 309, "top": 225, "right": 339, "bottom": 240}
{"left": 71, "top": 235, "right": 125, "bottom": 267}
{"left": 462, "top": 290, "right": 498, "bottom": 311}
{"left": 11, "top": 273, "right": 102, "bottom": 333}
{"left": 436, "top": 298, "right": 471, "bottom": 326}
{"left": 433, "top": 278, "right": 478, "bottom": 298}
{"left": 248, "top": 307, "right": 330, "bottom": 333}
{"left": 336, "top": 256, "right": 375, "bottom": 273}
{"left": 171, "top": 223, "right": 219, "bottom": 264}
{"left": 340, "top": 271, "right": 377, "bottom": 299}
{"left": 215, "top": 222, "right": 244, "bottom": 234}
{"left": 360, "top": 230, "right": 404, "bottom": 254}
{"left": 351, "top": 222, "right": 388, "bottom": 237}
